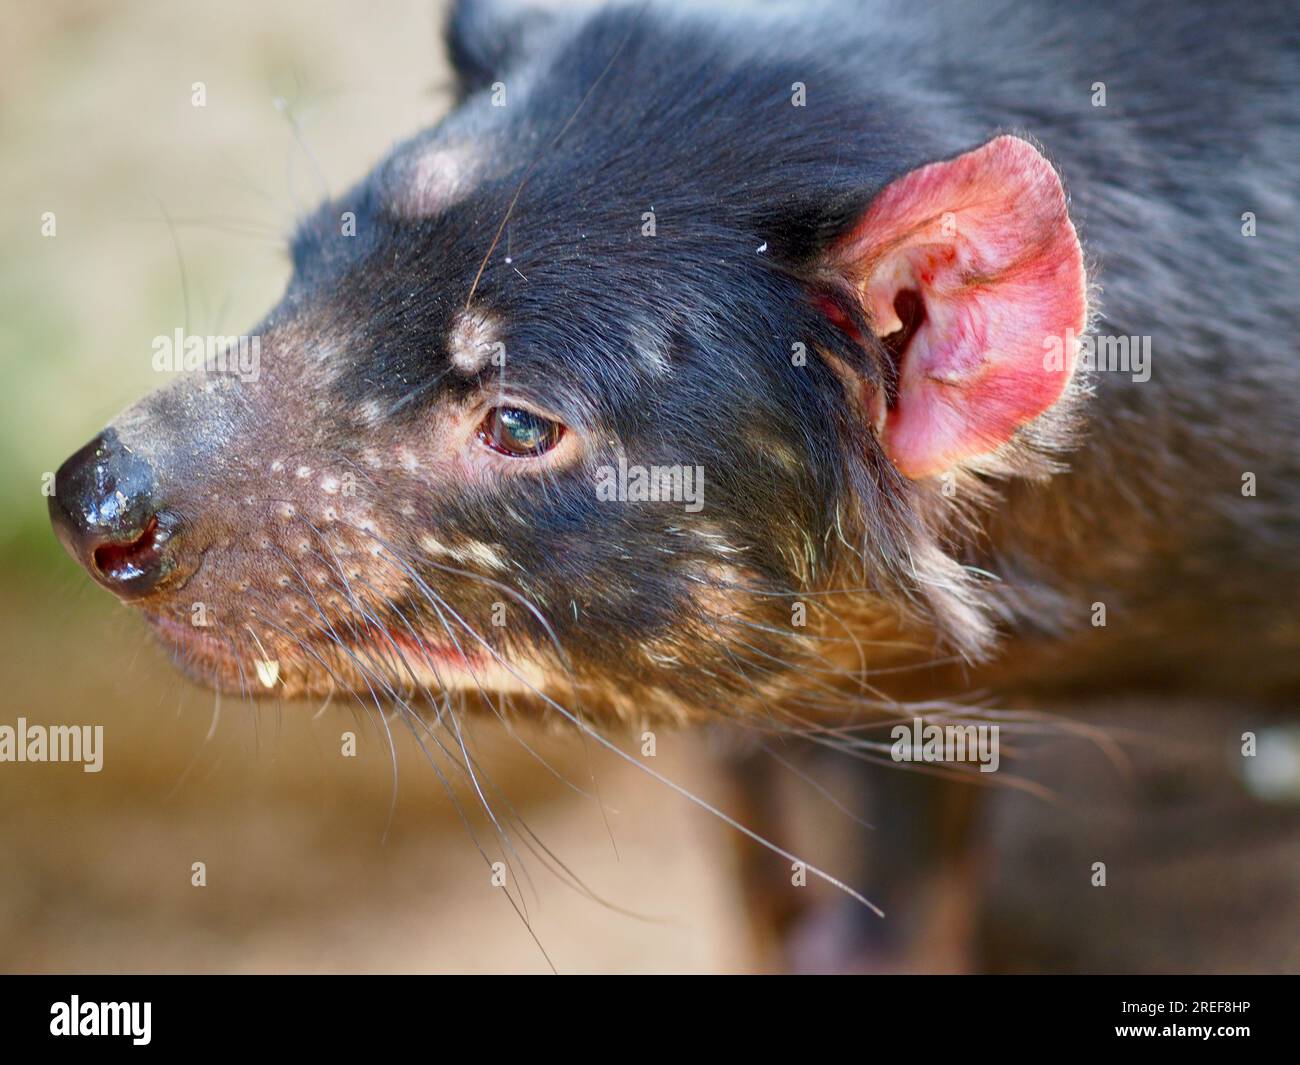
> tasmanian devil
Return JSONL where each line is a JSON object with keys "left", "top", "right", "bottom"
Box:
{"left": 48, "top": 0, "right": 1300, "bottom": 970}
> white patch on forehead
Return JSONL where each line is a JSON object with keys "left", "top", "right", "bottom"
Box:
{"left": 449, "top": 310, "right": 500, "bottom": 375}
{"left": 396, "top": 141, "right": 485, "bottom": 218}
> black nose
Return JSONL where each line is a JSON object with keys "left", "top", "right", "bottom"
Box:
{"left": 49, "top": 429, "right": 178, "bottom": 599}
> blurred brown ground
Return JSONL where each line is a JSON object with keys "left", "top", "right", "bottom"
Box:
{"left": 0, "top": 0, "right": 751, "bottom": 974}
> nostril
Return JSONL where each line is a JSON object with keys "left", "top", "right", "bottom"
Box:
{"left": 51, "top": 429, "right": 189, "bottom": 599}
{"left": 92, "top": 515, "right": 164, "bottom": 584}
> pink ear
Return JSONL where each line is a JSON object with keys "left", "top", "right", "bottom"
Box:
{"left": 828, "top": 135, "right": 1087, "bottom": 478}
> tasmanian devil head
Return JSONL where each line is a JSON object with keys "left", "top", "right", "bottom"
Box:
{"left": 49, "top": 1, "right": 1087, "bottom": 724}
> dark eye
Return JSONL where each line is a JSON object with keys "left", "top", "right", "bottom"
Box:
{"left": 478, "top": 406, "right": 564, "bottom": 457}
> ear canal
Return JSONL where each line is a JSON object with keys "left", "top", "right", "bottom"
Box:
{"left": 827, "top": 135, "right": 1088, "bottom": 479}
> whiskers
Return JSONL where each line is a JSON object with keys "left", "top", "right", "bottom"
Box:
{"left": 146, "top": 499, "right": 1126, "bottom": 968}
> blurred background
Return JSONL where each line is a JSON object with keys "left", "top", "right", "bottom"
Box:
{"left": 3, "top": 1, "right": 1297, "bottom": 975}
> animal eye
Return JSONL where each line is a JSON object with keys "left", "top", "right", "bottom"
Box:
{"left": 478, "top": 406, "right": 564, "bottom": 458}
